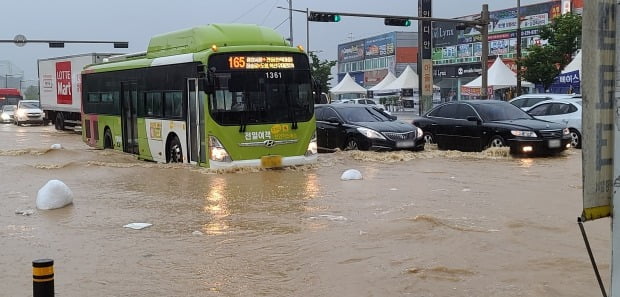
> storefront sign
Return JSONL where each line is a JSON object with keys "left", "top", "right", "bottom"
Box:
{"left": 338, "top": 40, "right": 365, "bottom": 63}
{"left": 364, "top": 33, "right": 395, "bottom": 58}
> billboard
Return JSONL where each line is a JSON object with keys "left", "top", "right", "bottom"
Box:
{"left": 364, "top": 32, "right": 396, "bottom": 59}
{"left": 433, "top": 22, "right": 458, "bottom": 47}
{"left": 338, "top": 40, "right": 364, "bottom": 63}
{"left": 433, "top": 0, "right": 566, "bottom": 65}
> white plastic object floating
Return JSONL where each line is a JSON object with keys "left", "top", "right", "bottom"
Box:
{"left": 50, "top": 144, "right": 63, "bottom": 149}
{"left": 36, "top": 180, "right": 74, "bottom": 210}
{"left": 123, "top": 223, "right": 153, "bottom": 230}
{"left": 341, "top": 169, "right": 363, "bottom": 180}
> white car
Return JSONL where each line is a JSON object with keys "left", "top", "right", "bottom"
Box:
{"left": 14, "top": 100, "right": 45, "bottom": 126}
{"left": 340, "top": 98, "right": 390, "bottom": 114}
{"left": 527, "top": 98, "right": 582, "bottom": 148}
{"left": 509, "top": 93, "right": 581, "bottom": 111}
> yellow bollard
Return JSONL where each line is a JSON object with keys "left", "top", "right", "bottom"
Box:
{"left": 32, "top": 259, "right": 54, "bottom": 297}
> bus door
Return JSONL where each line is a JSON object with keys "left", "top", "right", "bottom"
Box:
{"left": 186, "top": 78, "right": 204, "bottom": 164}
{"left": 121, "top": 82, "right": 139, "bottom": 154}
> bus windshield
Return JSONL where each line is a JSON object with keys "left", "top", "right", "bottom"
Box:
{"left": 207, "top": 53, "right": 313, "bottom": 126}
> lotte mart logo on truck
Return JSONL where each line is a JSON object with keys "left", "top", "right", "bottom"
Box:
{"left": 56, "top": 61, "right": 72, "bottom": 104}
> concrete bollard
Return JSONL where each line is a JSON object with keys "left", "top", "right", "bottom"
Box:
{"left": 32, "top": 259, "right": 54, "bottom": 297}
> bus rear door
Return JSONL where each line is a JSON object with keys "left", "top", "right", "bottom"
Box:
{"left": 121, "top": 82, "right": 139, "bottom": 154}
{"left": 186, "top": 78, "right": 204, "bottom": 164}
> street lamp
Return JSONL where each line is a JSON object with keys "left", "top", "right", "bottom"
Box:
{"left": 276, "top": 6, "right": 310, "bottom": 51}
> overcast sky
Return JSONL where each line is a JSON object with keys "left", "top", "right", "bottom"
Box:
{"left": 1, "top": 0, "right": 546, "bottom": 81}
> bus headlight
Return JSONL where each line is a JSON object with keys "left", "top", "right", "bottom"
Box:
{"left": 306, "top": 131, "right": 317, "bottom": 156}
{"left": 209, "top": 136, "right": 232, "bottom": 162}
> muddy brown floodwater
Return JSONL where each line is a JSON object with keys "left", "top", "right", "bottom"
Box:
{"left": 0, "top": 124, "right": 611, "bottom": 297}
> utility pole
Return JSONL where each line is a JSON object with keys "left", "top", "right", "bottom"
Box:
{"left": 516, "top": 0, "right": 522, "bottom": 96}
{"left": 288, "top": 0, "right": 293, "bottom": 45}
{"left": 480, "top": 4, "right": 489, "bottom": 99}
{"left": 277, "top": 6, "right": 310, "bottom": 51}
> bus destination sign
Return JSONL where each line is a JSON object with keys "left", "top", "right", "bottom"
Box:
{"left": 228, "top": 56, "right": 295, "bottom": 70}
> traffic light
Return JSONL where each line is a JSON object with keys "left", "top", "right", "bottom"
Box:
{"left": 308, "top": 12, "right": 341, "bottom": 22}
{"left": 384, "top": 18, "right": 411, "bottom": 26}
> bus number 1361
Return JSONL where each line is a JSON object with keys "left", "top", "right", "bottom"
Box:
{"left": 265, "top": 72, "right": 281, "bottom": 79}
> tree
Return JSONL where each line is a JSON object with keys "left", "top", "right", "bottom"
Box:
{"left": 308, "top": 51, "right": 336, "bottom": 94}
{"left": 23, "top": 85, "right": 39, "bottom": 100}
{"left": 539, "top": 13, "right": 582, "bottom": 69}
{"left": 521, "top": 13, "right": 582, "bottom": 91}
{"left": 520, "top": 45, "right": 560, "bottom": 91}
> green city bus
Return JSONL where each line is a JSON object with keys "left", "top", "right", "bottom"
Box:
{"left": 81, "top": 24, "right": 318, "bottom": 168}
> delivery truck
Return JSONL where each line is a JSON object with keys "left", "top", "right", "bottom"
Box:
{"left": 38, "top": 53, "right": 121, "bottom": 130}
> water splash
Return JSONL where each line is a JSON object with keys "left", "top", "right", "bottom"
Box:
{"left": 0, "top": 148, "right": 52, "bottom": 156}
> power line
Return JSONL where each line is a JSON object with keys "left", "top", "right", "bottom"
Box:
{"left": 273, "top": 18, "right": 289, "bottom": 30}
{"left": 261, "top": 0, "right": 280, "bottom": 25}
{"left": 232, "top": 0, "right": 271, "bottom": 23}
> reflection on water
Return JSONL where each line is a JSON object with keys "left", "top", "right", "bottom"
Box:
{"left": 203, "top": 177, "right": 231, "bottom": 235}
{"left": 518, "top": 158, "right": 535, "bottom": 168}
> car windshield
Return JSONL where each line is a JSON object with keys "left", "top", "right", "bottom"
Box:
{"left": 338, "top": 107, "right": 391, "bottom": 122}
{"left": 3, "top": 105, "right": 16, "bottom": 111}
{"left": 19, "top": 102, "right": 39, "bottom": 109}
{"left": 475, "top": 102, "right": 533, "bottom": 121}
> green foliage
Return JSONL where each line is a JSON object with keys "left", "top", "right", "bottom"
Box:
{"left": 521, "top": 13, "right": 581, "bottom": 91}
{"left": 308, "top": 51, "right": 336, "bottom": 94}
{"left": 539, "top": 13, "right": 582, "bottom": 68}
{"left": 23, "top": 85, "right": 39, "bottom": 100}
{"left": 521, "top": 46, "right": 560, "bottom": 91}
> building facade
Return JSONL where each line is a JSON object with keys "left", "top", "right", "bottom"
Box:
{"left": 335, "top": 0, "right": 583, "bottom": 99}
{"left": 336, "top": 31, "right": 418, "bottom": 89}
{"left": 432, "top": 0, "right": 583, "bottom": 99}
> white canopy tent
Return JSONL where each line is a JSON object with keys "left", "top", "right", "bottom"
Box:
{"left": 562, "top": 50, "right": 581, "bottom": 76}
{"left": 383, "top": 65, "right": 419, "bottom": 91}
{"left": 369, "top": 72, "right": 397, "bottom": 92}
{"left": 330, "top": 73, "right": 367, "bottom": 95}
{"left": 463, "top": 58, "right": 533, "bottom": 90}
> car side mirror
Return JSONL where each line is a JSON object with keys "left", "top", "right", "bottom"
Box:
{"left": 388, "top": 114, "right": 397, "bottom": 121}
{"left": 327, "top": 117, "right": 341, "bottom": 124}
{"left": 466, "top": 116, "right": 481, "bottom": 124}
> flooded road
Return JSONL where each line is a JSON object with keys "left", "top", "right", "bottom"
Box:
{"left": 0, "top": 124, "right": 611, "bottom": 297}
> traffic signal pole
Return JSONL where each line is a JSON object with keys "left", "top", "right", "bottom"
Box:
{"left": 308, "top": 6, "right": 490, "bottom": 112}
{"left": 480, "top": 4, "right": 489, "bottom": 99}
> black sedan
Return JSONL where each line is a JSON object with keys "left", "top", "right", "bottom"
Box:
{"left": 315, "top": 104, "right": 425, "bottom": 152}
{"left": 411, "top": 100, "right": 572, "bottom": 155}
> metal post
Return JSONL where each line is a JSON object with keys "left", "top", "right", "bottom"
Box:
{"left": 288, "top": 0, "right": 294, "bottom": 45}
{"left": 480, "top": 4, "right": 489, "bottom": 99}
{"left": 306, "top": 7, "right": 310, "bottom": 51}
{"left": 33, "top": 259, "right": 54, "bottom": 297}
{"left": 516, "top": 0, "right": 522, "bottom": 96}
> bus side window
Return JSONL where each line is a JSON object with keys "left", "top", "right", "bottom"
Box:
{"left": 145, "top": 92, "right": 162, "bottom": 117}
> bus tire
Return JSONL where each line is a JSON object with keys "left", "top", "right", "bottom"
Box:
{"left": 55, "top": 113, "right": 65, "bottom": 131}
{"left": 104, "top": 128, "right": 113, "bottom": 149}
{"left": 167, "top": 135, "right": 183, "bottom": 163}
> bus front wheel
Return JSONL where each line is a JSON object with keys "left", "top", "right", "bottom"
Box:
{"left": 167, "top": 136, "right": 183, "bottom": 163}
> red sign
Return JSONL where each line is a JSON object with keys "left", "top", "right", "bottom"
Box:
{"left": 56, "top": 61, "right": 72, "bottom": 104}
